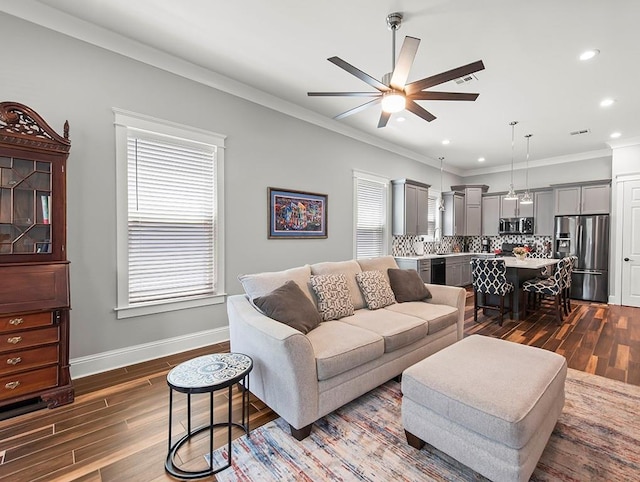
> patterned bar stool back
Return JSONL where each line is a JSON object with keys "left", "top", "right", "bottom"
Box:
{"left": 471, "top": 258, "right": 512, "bottom": 295}
{"left": 522, "top": 258, "right": 567, "bottom": 324}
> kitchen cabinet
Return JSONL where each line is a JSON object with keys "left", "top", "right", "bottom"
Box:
{"left": 534, "top": 190, "right": 554, "bottom": 235}
{"left": 0, "top": 102, "right": 73, "bottom": 416}
{"left": 394, "top": 258, "right": 431, "bottom": 283}
{"left": 500, "top": 195, "right": 534, "bottom": 218}
{"left": 446, "top": 255, "right": 472, "bottom": 287}
{"left": 442, "top": 192, "right": 465, "bottom": 236}
{"left": 482, "top": 195, "right": 500, "bottom": 236}
{"left": 451, "top": 185, "right": 488, "bottom": 236}
{"left": 553, "top": 182, "right": 610, "bottom": 215}
{"left": 392, "top": 179, "right": 430, "bottom": 235}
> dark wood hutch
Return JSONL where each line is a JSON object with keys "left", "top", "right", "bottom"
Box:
{"left": 0, "top": 102, "right": 73, "bottom": 418}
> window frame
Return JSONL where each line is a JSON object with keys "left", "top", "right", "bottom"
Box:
{"left": 353, "top": 170, "right": 390, "bottom": 259}
{"left": 426, "top": 188, "right": 443, "bottom": 241}
{"left": 114, "top": 108, "right": 226, "bottom": 319}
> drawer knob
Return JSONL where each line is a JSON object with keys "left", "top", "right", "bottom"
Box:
{"left": 7, "top": 336, "right": 22, "bottom": 344}
{"left": 9, "top": 318, "right": 24, "bottom": 326}
{"left": 5, "top": 381, "right": 20, "bottom": 390}
{"left": 7, "top": 357, "right": 22, "bottom": 366}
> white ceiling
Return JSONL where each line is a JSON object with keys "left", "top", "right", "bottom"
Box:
{"left": 12, "top": 0, "right": 640, "bottom": 173}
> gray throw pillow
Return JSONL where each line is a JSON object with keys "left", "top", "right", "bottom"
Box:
{"left": 387, "top": 268, "right": 432, "bottom": 303}
{"left": 253, "top": 280, "right": 322, "bottom": 334}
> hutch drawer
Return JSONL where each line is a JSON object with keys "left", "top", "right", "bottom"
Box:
{"left": 0, "top": 344, "right": 59, "bottom": 376}
{"left": 0, "top": 326, "right": 59, "bottom": 354}
{"left": 0, "top": 366, "right": 58, "bottom": 402}
{"left": 0, "top": 312, "right": 53, "bottom": 334}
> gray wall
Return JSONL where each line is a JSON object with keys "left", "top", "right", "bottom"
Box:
{"left": 462, "top": 156, "right": 612, "bottom": 192}
{"left": 1, "top": 14, "right": 459, "bottom": 361}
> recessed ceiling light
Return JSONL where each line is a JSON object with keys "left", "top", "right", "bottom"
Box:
{"left": 600, "top": 98, "right": 615, "bottom": 107}
{"left": 442, "top": 139, "right": 450, "bottom": 145}
{"left": 478, "top": 157, "right": 485, "bottom": 162}
{"left": 396, "top": 116, "right": 406, "bottom": 122}
{"left": 610, "top": 132, "right": 622, "bottom": 139}
{"left": 579, "top": 49, "right": 600, "bottom": 61}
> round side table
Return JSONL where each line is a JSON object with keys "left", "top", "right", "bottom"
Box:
{"left": 165, "top": 353, "right": 253, "bottom": 479}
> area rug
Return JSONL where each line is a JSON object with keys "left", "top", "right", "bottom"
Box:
{"left": 209, "top": 369, "right": 640, "bottom": 481}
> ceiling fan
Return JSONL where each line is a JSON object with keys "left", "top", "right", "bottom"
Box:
{"left": 308, "top": 12, "right": 485, "bottom": 128}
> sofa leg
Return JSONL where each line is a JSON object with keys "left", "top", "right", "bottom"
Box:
{"left": 290, "top": 423, "right": 312, "bottom": 441}
{"left": 405, "top": 430, "right": 425, "bottom": 450}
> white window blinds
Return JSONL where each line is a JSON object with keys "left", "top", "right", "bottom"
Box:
{"left": 427, "top": 193, "right": 438, "bottom": 238}
{"left": 354, "top": 174, "right": 388, "bottom": 259}
{"left": 127, "top": 134, "right": 216, "bottom": 304}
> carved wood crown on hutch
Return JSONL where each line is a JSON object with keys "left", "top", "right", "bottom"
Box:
{"left": 0, "top": 101, "right": 70, "bottom": 155}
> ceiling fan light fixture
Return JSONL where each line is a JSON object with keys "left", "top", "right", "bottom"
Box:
{"left": 381, "top": 91, "right": 406, "bottom": 113}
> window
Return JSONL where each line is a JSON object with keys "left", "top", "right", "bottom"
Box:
{"left": 427, "top": 191, "right": 441, "bottom": 239}
{"left": 353, "top": 171, "right": 389, "bottom": 259}
{"left": 114, "top": 109, "right": 225, "bottom": 318}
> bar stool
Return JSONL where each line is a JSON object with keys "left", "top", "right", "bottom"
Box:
{"left": 522, "top": 258, "right": 567, "bottom": 324}
{"left": 562, "top": 256, "right": 578, "bottom": 315}
{"left": 471, "top": 258, "right": 514, "bottom": 326}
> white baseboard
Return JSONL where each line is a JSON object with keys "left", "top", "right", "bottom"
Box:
{"left": 70, "top": 326, "right": 230, "bottom": 379}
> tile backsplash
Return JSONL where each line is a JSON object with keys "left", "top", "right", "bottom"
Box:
{"left": 393, "top": 234, "right": 553, "bottom": 257}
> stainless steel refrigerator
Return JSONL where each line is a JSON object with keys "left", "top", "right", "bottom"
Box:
{"left": 554, "top": 214, "right": 609, "bottom": 302}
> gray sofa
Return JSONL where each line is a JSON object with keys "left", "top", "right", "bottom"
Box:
{"left": 227, "top": 256, "right": 466, "bottom": 439}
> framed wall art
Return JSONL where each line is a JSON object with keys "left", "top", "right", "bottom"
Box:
{"left": 268, "top": 187, "right": 328, "bottom": 239}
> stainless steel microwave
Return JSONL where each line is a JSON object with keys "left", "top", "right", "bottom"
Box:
{"left": 499, "top": 217, "right": 534, "bottom": 235}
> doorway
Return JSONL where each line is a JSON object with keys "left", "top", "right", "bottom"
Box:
{"left": 621, "top": 179, "right": 640, "bottom": 307}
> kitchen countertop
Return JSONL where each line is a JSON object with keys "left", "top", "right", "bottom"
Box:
{"left": 394, "top": 252, "right": 496, "bottom": 260}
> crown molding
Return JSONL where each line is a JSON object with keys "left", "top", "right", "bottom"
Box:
{"left": 2, "top": 2, "right": 468, "bottom": 175}
{"left": 463, "top": 148, "right": 612, "bottom": 177}
{"left": 607, "top": 136, "right": 640, "bottom": 149}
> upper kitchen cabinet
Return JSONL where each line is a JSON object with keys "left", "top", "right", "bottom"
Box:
{"left": 442, "top": 191, "right": 465, "bottom": 236}
{"left": 392, "top": 179, "right": 430, "bottom": 236}
{"left": 534, "top": 190, "right": 554, "bottom": 235}
{"left": 451, "top": 185, "right": 489, "bottom": 236}
{"left": 553, "top": 182, "right": 610, "bottom": 216}
{"left": 482, "top": 195, "right": 500, "bottom": 236}
{"left": 500, "top": 194, "right": 534, "bottom": 218}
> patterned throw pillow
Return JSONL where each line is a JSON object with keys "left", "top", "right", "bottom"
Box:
{"left": 355, "top": 270, "right": 396, "bottom": 310}
{"left": 310, "top": 274, "right": 355, "bottom": 321}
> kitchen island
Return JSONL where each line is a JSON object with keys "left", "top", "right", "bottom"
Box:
{"left": 494, "top": 257, "right": 560, "bottom": 320}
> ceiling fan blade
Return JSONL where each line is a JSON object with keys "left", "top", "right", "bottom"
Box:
{"left": 308, "top": 92, "right": 382, "bottom": 97}
{"left": 377, "top": 111, "right": 391, "bottom": 128}
{"left": 409, "top": 91, "right": 479, "bottom": 101}
{"left": 405, "top": 100, "right": 436, "bottom": 122}
{"left": 328, "top": 57, "right": 390, "bottom": 92}
{"left": 334, "top": 97, "right": 382, "bottom": 120}
{"left": 389, "top": 36, "right": 420, "bottom": 90}
{"left": 405, "top": 60, "right": 485, "bottom": 95}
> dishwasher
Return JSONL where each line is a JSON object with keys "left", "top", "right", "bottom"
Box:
{"left": 430, "top": 257, "right": 446, "bottom": 285}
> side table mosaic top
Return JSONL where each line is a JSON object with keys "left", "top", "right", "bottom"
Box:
{"left": 167, "top": 353, "right": 253, "bottom": 392}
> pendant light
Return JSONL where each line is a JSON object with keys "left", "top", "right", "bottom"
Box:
{"left": 504, "top": 121, "right": 519, "bottom": 200}
{"left": 520, "top": 134, "right": 533, "bottom": 205}
{"left": 438, "top": 156, "right": 445, "bottom": 211}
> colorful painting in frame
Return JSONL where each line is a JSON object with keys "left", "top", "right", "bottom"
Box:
{"left": 268, "top": 188, "right": 328, "bottom": 239}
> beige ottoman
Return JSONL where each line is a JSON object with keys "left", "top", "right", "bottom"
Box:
{"left": 402, "top": 335, "right": 567, "bottom": 482}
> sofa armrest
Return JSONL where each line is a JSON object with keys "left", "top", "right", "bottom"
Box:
{"left": 227, "top": 294, "right": 319, "bottom": 429}
{"left": 424, "top": 284, "right": 466, "bottom": 340}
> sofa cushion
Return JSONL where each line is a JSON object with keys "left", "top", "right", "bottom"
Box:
{"left": 384, "top": 302, "right": 458, "bottom": 335}
{"left": 306, "top": 320, "right": 385, "bottom": 380}
{"left": 310, "top": 260, "right": 366, "bottom": 310}
{"left": 356, "top": 256, "right": 399, "bottom": 284}
{"left": 238, "top": 265, "right": 314, "bottom": 304}
{"left": 340, "top": 309, "right": 427, "bottom": 353}
{"left": 253, "top": 280, "right": 322, "bottom": 334}
{"left": 310, "top": 274, "right": 355, "bottom": 321}
{"left": 387, "top": 268, "right": 432, "bottom": 302}
{"left": 355, "top": 270, "right": 396, "bottom": 310}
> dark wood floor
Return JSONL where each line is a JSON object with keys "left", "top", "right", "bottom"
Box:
{"left": 0, "top": 296, "right": 638, "bottom": 481}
